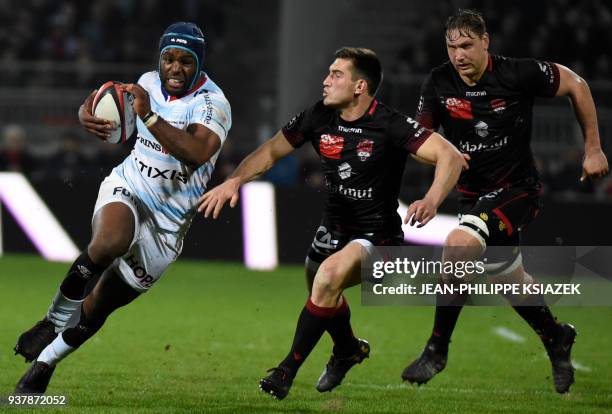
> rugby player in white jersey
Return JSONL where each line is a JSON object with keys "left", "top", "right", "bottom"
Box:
{"left": 14, "top": 22, "right": 231, "bottom": 394}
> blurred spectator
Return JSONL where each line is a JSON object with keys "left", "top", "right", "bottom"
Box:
{"left": 0, "top": 124, "right": 37, "bottom": 174}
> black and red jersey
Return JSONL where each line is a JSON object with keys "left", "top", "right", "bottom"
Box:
{"left": 282, "top": 99, "right": 432, "bottom": 234}
{"left": 416, "top": 55, "right": 560, "bottom": 195}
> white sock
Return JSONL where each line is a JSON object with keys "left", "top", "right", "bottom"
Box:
{"left": 37, "top": 334, "right": 74, "bottom": 366}
{"left": 46, "top": 289, "right": 84, "bottom": 333}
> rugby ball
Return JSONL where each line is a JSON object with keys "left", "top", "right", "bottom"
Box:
{"left": 92, "top": 81, "right": 136, "bottom": 144}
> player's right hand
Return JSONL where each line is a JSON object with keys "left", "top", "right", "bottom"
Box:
{"left": 197, "top": 177, "right": 241, "bottom": 219}
{"left": 78, "top": 89, "right": 117, "bottom": 141}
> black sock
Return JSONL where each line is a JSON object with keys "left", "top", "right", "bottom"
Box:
{"left": 279, "top": 298, "right": 335, "bottom": 377}
{"left": 512, "top": 296, "right": 561, "bottom": 342}
{"left": 62, "top": 305, "right": 107, "bottom": 349}
{"left": 326, "top": 296, "right": 358, "bottom": 358}
{"left": 430, "top": 292, "right": 468, "bottom": 351}
{"left": 60, "top": 252, "right": 107, "bottom": 300}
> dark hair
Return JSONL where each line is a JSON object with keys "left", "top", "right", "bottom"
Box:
{"left": 445, "top": 9, "right": 487, "bottom": 41}
{"left": 334, "top": 47, "right": 383, "bottom": 95}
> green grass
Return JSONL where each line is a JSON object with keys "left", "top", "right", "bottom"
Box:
{"left": 1, "top": 254, "right": 611, "bottom": 413}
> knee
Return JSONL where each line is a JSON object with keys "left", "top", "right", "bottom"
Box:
{"left": 444, "top": 229, "right": 484, "bottom": 263}
{"left": 88, "top": 233, "right": 131, "bottom": 265}
{"left": 312, "top": 260, "right": 344, "bottom": 299}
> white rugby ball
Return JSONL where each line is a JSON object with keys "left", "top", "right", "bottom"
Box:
{"left": 92, "top": 81, "right": 136, "bottom": 144}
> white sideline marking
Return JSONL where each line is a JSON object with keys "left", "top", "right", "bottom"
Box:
{"left": 493, "top": 326, "right": 527, "bottom": 343}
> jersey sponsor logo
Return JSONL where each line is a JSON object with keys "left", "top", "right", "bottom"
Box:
{"left": 199, "top": 93, "right": 215, "bottom": 125}
{"left": 478, "top": 187, "right": 504, "bottom": 201}
{"left": 112, "top": 186, "right": 137, "bottom": 203}
{"left": 326, "top": 182, "right": 373, "bottom": 200}
{"left": 134, "top": 156, "right": 188, "bottom": 183}
{"left": 139, "top": 136, "right": 169, "bottom": 154}
{"left": 124, "top": 254, "right": 155, "bottom": 288}
{"left": 338, "top": 125, "right": 362, "bottom": 134}
{"left": 459, "top": 136, "right": 508, "bottom": 153}
{"left": 445, "top": 97, "right": 473, "bottom": 120}
{"left": 491, "top": 99, "right": 507, "bottom": 114}
{"left": 356, "top": 139, "right": 374, "bottom": 161}
{"left": 474, "top": 121, "right": 489, "bottom": 137}
{"left": 286, "top": 112, "right": 302, "bottom": 130}
{"left": 319, "top": 134, "right": 345, "bottom": 159}
{"left": 537, "top": 61, "right": 555, "bottom": 85}
{"left": 338, "top": 162, "right": 353, "bottom": 179}
{"left": 313, "top": 225, "right": 339, "bottom": 251}
{"left": 466, "top": 90, "right": 487, "bottom": 97}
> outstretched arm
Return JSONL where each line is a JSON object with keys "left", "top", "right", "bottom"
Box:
{"left": 555, "top": 64, "right": 609, "bottom": 181}
{"left": 198, "top": 131, "right": 295, "bottom": 218}
{"left": 405, "top": 133, "right": 467, "bottom": 227}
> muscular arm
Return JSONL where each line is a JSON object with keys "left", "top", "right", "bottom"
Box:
{"left": 555, "top": 64, "right": 609, "bottom": 180}
{"left": 125, "top": 83, "right": 220, "bottom": 168}
{"left": 415, "top": 133, "right": 467, "bottom": 208}
{"left": 226, "top": 130, "right": 295, "bottom": 185}
{"left": 198, "top": 130, "right": 295, "bottom": 218}
{"left": 147, "top": 118, "right": 220, "bottom": 167}
{"left": 405, "top": 133, "right": 467, "bottom": 226}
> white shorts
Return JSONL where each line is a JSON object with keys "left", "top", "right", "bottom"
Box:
{"left": 93, "top": 171, "right": 180, "bottom": 292}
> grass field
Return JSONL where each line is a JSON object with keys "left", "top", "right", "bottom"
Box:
{"left": 1, "top": 254, "right": 611, "bottom": 413}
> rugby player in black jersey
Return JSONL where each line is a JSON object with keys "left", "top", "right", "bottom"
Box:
{"left": 401, "top": 10, "right": 609, "bottom": 394}
{"left": 198, "top": 47, "right": 466, "bottom": 399}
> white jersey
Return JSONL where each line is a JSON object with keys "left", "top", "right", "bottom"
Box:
{"left": 113, "top": 71, "right": 231, "bottom": 240}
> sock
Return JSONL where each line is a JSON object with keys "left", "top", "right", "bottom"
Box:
{"left": 279, "top": 297, "right": 337, "bottom": 377}
{"left": 512, "top": 295, "right": 561, "bottom": 343}
{"left": 37, "top": 334, "right": 74, "bottom": 367}
{"left": 326, "top": 296, "right": 358, "bottom": 358}
{"left": 46, "top": 252, "right": 106, "bottom": 332}
{"left": 46, "top": 290, "right": 84, "bottom": 333}
{"left": 61, "top": 304, "right": 107, "bottom": 349}
{"left": 430, "top": 292, "right": 468, "bottom": 351}
{"left": 60, "top": 251, "right": 107, "bottom": 300}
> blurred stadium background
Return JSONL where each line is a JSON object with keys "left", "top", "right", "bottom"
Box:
{"left": 1, "top": 0, "right": 611, "bottom": 262}
{"left": 1, "top": 1, "right": 611, "bottom": 412}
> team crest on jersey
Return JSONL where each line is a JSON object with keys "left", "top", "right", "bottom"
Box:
{"left": 338, "top": 162, "right": 353, "bottom": 179}
{"left": 474, "top": 121, "right": 489, "bottom": 137}
{"left": 356, "top": 139, "right": 374, "bottom": 161}
{"left": 445, "top": 97, "right": 473, "bottom": 120}
{"left": 319, "top": 134, "right": 344, "bottom": 159}
{"left": 491, "top": 99, "right": 507, "bottom": 114}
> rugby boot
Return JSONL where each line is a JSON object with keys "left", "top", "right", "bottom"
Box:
{"left": 15, "top": 319, "right": 58, "bottom": 362}
{"left": 259, "top": 366, "right": 293, "bottom": 400}
{"left": 15, "top": 361, "right": 56, "bottom": 394}
{"left": 544, "top": 323, "right": 577, "bottom": 393}
{"left": 401, "top": 339, "right": 447, "bottom": 385}
{"left": 316, "top": 338, "right": 370, "bottom": 392}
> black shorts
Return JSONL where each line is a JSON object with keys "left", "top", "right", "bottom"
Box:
{"left": 459, "top": 185, "right": 541, "bottom": 246}
{"left": 306, "top": 220, "right": 405, "bottom": 265}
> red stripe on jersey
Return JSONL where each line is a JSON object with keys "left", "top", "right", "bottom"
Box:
{"left": 168, "top": 74, "right": 208, "bottom": 102}
{"left": 492, "top": 207, "right": 513, "bottom": 236}
{"left": 368, "top": 99, "right": 378, "bottom": 115}
{"left": 487, "top": 55, "right": 493, "bottom": 72}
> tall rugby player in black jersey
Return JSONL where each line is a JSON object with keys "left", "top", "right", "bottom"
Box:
{"left": 199, "top": 47, "right": 466, "bottom": 399}
{"left": 402, "top": 10, "right": 609, "bottom": 394}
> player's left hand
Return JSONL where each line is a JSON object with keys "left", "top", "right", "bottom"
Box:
{"left": 122, "top": 83, "right": 151, "bottom": 119}
{"left": 581, "top": 148, "right": 609, "bottom": 181}
{"left": 405, "top": 198, "right": 437, "bottom": 228}
{"left": 197, "top": 177, "right": 241, "bottom": 219}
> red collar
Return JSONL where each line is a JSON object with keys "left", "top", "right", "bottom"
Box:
{"left": 167, "top": 74, "right": 207, "bottom": 102}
